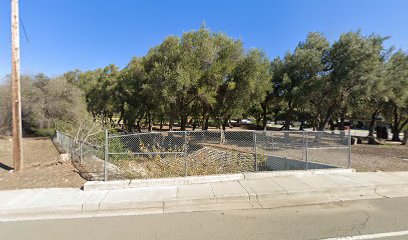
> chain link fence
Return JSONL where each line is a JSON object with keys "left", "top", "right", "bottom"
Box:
{"left": 105, "top": 130, "right": 351, "bottom": 181}
{"left": 54, "top": 131, "right": 105, "bottom": 180}
{"left": 54, "top": 130, "right": 351, "bottom": 181}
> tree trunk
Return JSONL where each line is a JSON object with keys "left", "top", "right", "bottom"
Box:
{"left": 159, "top": 117, "right": 163, "bottom": 130}
{"left": 169, "top": 114, "right": 174, "bottom": 131}
{"left": 222, "top": 119, "right": 228, "bottom": 131}
{"left": 147, "top": 112, "right": 153, "bottom": 132}
{"left": 256, "top": 118, "right": 261, "bottom": 127}
{"left": 136, "top": 119, "right": 142, "bottom": 133}
{"left": 317, "top": 106, "right": 335, "bottom": 131}
{"left": 109, "top": 116, "right": 114, "bottom": 127}
{"left": 284, "top": 109, "right": 292, "bottom": 130}
{"left": 299, "top": 120, "right": 305, "bottom": 131}
{"left": 368, "top": 111, "right": 378, "bottom": 137}
{"left": 219, "top": 122, "right": 225, "bottom": 144}
{"left": 204, "top": 115, "right": 209, "bottom": 130}
{"left": 180, "top": 114, "right": 188, "bottom": 131}
{"left": 339, "top": 117, "right": 345, "bottom": 130}
{"left": 329, "top": 119, "right": 335, "bottom": 131}
{"left": 201, "top": 111, "right": 207, "bottom": 130}
{"left": 284, "top": 115, "right": 291, "bottom": 130}
{"left": 136, "top": 111, "right": 145, "bottom": 133}
{"left": 392, "top": 107, "right": 401, "bottom": 141}
{"left": 117, "top": 107, "right": 124, "bottom": 127}
{"left": 262, "top": 102, "right": 268, "bottom": 131}
{"left": 192, "top": 119, "right": 197, "bottom": 131}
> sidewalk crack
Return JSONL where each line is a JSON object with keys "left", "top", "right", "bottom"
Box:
{"left": 209, "top": 183, "right": 215, "bottom": 198}
{"left": 374, "top": 187, "right": 390, "bottom": 198}
{"left": 237, "top": 180, "right": 252, "bottom": 203}
{"left": 267, "top": 178, "right": 288, "bottom": 193}
{"left": 97, "top": 191, "right": 110, "bottom": 211}
{"left": 294, "top": 176, "right": 315, "bottom": 189}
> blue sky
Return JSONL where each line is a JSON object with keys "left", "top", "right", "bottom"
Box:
{"left": 0, "top": 0, "right": 407, "bottom": 82}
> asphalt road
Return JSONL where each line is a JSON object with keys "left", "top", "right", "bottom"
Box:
{"left": 1, "top": 197, "right": 408, "bottom": 240}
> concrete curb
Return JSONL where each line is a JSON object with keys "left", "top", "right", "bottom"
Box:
{"left": 83, "top": 169, "right": 355, "bottom": 191}
{"left": 2, "top": 182, "right": 407, "bottom": 221}
{"left": 2, "top": 171, "right": 408, "bottom": 222}
{"left": 243, "top": 168, "right": 355, "bottom": 179}
{"left": 84, "top": 173, "right": 245, "bottom": 191}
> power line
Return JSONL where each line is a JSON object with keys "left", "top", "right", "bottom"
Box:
{"left": 20, "top": 17, "right": 29, "bottom": 42}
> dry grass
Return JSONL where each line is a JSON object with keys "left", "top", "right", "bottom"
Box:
{"left": 1, "top": 135, "right": 406, "bottom": 188}
{"left": 109, "top": 146, "right": 263, "bottom": 179}
{"left": 108, "top": 142, "right": 408, "bottom": 179}
{"left": 351, "top": 143, "right": 408, "bottom": 172}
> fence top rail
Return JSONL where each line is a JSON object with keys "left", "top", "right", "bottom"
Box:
{"left": 306, "top": 146, "right": 350, "bottom": 150}
{"left": 109, "top": 151, "right": 185, "bottom": 155}
{"left": 56, "top": 130, "right": 103, "bottom": 149}
{"left": 56, "top": 130, "right": 75, "bottom": 139}
{"left": 107, "top": 130, "right": 351, "bottom": 138}
{"left": 108, "top": 131, "right": 165, "bottom": 139}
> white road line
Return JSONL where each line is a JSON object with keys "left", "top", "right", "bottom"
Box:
{"left": 321, "top": 230, "right": 408, "bottom": 240}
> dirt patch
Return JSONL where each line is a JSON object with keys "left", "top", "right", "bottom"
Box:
{"left": 351, "top": 143, "right": 408, "bottom": 172}
{"left": 0, "top": 137, "right": 85, "bottom": 190}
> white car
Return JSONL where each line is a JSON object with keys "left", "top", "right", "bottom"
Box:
{"left": 240, "top": 119, "right": 253, "bottom": 125}
{"left": 266, "top": 121, "right": 275, "bottom": 127}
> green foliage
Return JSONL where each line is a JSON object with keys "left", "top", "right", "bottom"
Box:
{"left": 5, "top": 26, "right": 407, "bottom": 143}
{"left": 213, "top": 49, "right": 272, "bottom": 128}
{"left": 0, "top": 74, "right": 87, "bottom": 135}
{"left": 32, "top": 128, "right": 55, "bottom": 137}
{"left": 64, "top": 27, "right": 406, "bottom": 138}
{"left": 108, "top": 137, "right": 128, "bottom": 161}
{"left": 76, "top": 25, "right": 270, "bottom": 132}
{"left": 270, "top": 32, "right": 330, "bottom": 129}
{"left": 268, "top": 31, "right": 390, "bottom": 131}
{"left": 382, "top": 50, "right": 408, "bottom": 140}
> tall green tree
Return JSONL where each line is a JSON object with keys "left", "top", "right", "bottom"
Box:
{"left": 199, "top": 33, "right": 244, "bottom": 130}
{"left": 144, "top": 36, "right": 181, "bottom": 130}
{"left": 384, "top": 50, "right": 408, "bottom": 140}
{"left": 213, "top": 49, "right": 272, "bottom": 130}
{"left": 119, "top": 57, "right": 147, "bottom": 131}
{"left": 174, "top": 26, "right": 219, "bottom": 130}
{"left": 315, "top": 31, "right": 385, "bottom": 130}
{"left": 272, "top": 32, "right": 330, "bottom": 130}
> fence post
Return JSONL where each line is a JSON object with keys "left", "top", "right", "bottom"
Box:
{"left": 263, "top": 131, "right": 267, "bottom": 156}
{"left": 271, "top": 131, "right": 275, "bottom": 151}
{"left": 184, "top": 132, "right": 188, "bottom": 177}
{"left": 305, "top": 131, "right": 309, "bottom": 170}
{"left": 104, "top": 129, "right": 108, "bottom": 181}
{"left": 253, "top": 131, "right": 258, "bottom": 172}
{"left": 69, "top": 137, "right": 73, "bottom": 156}
{"left": 302, "top": 131, "right": 305, "bottom": 163}
{"left": 348, "top": 130, "right": 352, "bottom": 168}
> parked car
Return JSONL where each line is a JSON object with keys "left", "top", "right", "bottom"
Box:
{"left": 240, "top": 119, "right": 253, "bottom": 125}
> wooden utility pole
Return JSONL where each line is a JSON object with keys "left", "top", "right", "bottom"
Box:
{"left": 11, "top": 0, "right": 23, "bottom": 171}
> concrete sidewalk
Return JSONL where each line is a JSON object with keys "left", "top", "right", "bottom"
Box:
{"left": 2, "top": 171, "right": 408, "bottom": 221}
